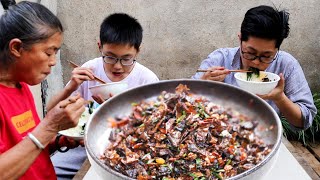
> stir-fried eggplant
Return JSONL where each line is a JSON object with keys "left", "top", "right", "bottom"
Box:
{"left": 102, "top": 84, "right": 271, "bottom": 180}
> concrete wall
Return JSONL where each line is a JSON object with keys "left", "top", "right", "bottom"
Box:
{"left": 54, "top": 0, "right": 319, "bottom": 93}
{"left": 16, "top": 0, "right": 63, "bottom": 117}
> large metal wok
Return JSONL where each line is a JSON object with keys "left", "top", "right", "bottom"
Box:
{"left": 85, "top": 79, "right": 282, "bottom": 179}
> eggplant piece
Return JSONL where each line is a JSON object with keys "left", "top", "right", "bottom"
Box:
{"left": 188, "top": 144, "right": 200, "bottom": 153}
{"left": 175, "top": 119, "right": 186, "bottom": 131}
{"left": 159, "top": 148, "right": 174, "bottom": 157}
{"left": 168, "top": 131, "right": 181, "bottom": 147}
{"left": 108, "top": 129, "right": 118, "bottom": 142}
{"left": 125, "top": 168, "right": 138, "bottom": 178}
{"left": 115, "top": 148, "right": 126, "bottom": 157}
{"left": 157, "top": 166, "right": 172, "bottom": 176}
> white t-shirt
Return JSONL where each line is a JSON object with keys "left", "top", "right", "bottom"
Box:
{"left": 73, "top": 57, "right": 159, "bottom": 101}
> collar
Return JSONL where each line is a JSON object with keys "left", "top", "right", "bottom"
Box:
{"left": 231, "top": 47, "right": 242, "bottom": 69}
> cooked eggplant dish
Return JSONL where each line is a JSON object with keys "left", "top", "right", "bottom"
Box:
{"left": 101, "top": 84, "right": 271, "bottom": 180}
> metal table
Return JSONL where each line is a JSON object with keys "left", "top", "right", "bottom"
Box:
{"left": 79, "top": 142, "right": 311, "bottom": 180}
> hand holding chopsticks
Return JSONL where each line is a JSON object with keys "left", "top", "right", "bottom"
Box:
{"left": 196, "top": 67, "right": 252, "bottom": 82}
{"left": 60, "top": 99, "right": 93, "bottom": 109}
{"left": 68, "top": 61, "right": 107, "bottom": 84}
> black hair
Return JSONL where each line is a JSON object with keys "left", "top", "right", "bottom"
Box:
{"left": 0, "top": 1, "right": 63, "bottom": 68}
{"left": 240, "top": 5, "right": 290, "bottom": 48}
{"left": 1, "top": 0, "right": 16, "bottom": 10}
{"left": 100, "top": 13, "right": 143, "bottom": 51}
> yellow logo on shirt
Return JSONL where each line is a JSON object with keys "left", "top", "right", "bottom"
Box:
{"left": 11, "top": 110, "right": 36, "bottom": 134}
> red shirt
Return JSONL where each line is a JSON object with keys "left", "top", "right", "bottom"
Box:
{"left": 0, "top": 82, "right": 56, "bottom": 180}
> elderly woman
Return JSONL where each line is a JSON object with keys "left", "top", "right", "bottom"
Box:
{"left": 0, "top": 1, "right": 85, "bottom": 179}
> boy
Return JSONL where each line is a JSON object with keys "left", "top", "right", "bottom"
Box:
{"left": 49, "top": 13, "right": 159, "bottom": 179}
{"left": 192, "top": 5, "right": 316, "bottom": 130}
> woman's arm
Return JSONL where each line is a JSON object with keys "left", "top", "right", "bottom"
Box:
{"left": 0, "top": 94, "right": 85, "bottom": 179}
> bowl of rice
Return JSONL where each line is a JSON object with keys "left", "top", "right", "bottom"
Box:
{"left": 234, "top": 71, "right": 280, "bottom": 95}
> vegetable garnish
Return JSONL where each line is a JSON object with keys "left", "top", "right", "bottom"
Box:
{"left": 246, "top": 67, "right": 260, "bottom": 81}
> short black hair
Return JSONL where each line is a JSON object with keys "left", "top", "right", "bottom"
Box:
{"left": 1, "top": 0, "right": 16, "bottom": 10}
{"left": 100, "top": 13, "right": 143, "bottom": 51}
{"left": 240, "top": 5, "right": 290, "bottom": 48}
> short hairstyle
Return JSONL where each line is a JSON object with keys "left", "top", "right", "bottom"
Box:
{"left": 240, "top": 5, "right": 290, "bottom": 48}
{"left": 0, "top": 1, "right": 63, "bottom": 68}
{"left": 100, "top": 13, "right": 143, "bottom": 51}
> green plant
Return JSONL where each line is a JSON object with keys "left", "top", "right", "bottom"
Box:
{"left": 282, "top": 93, "right": 320, "bottom": 146}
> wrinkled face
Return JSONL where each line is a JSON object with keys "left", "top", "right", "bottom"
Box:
{"left": 240, "top": 36, "right": 278, "bottom": 71}
{"left": 100, "top": 43, "right": 138, "bottom": 82}
{"left": 13, "top": 32, "right": 63, "bottom": 85}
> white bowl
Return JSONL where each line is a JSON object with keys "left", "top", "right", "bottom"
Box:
{"left": 235, "top": 71, "right": 280, "bottom": 95}
{"left": 89, "top": 82, "right": 128, "bottom": 100}
{"left": 59, "top": 107, "right": 92, "bottom": 140}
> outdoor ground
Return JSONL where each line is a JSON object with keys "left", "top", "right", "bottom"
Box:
{"left": 286, "top": 139, "right": 320, "bottom": 179}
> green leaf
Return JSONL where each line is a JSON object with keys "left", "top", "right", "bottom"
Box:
{"left": 176, "top": 114, "right": 186, "bottom": 123}
{"left": 281, "top": 92, "right": 320, "bottom": 146}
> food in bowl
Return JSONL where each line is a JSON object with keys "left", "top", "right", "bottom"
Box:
{"left": 59, "top": 105, "right": 94, "bottom": 140}
{"left": 101, "top": 84, "right": 272, "bottom": 179}
{"left": 89, "top": 82, "right": 128, "bottom": 100}
{"left": 234, "top": 71, "right": 280, "bottom": 95}
{"left": 246, "top": 67, "right": 268, "bottom": 82}
{"left": 246, "top": 71, "right": 270, "bottom": 82}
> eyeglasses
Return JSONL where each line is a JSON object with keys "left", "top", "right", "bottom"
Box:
{"left": 240, "top": 44, "right": 278, "bottom": 64}
{"left": 102, "top": 54, "right": 136, "bottom": 66}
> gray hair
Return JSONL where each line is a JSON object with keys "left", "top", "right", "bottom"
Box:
{"left": 0, "top": 1, "right": 63, "bottom": 68}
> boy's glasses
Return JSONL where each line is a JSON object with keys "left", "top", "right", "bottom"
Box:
{"left": 102, "top": 54, "right": 136, "bottom": 66}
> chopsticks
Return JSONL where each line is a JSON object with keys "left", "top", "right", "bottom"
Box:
{"left": 196, "top": 69, "right": 252, "bottom": 73}
{"left": 68, "top": 61, "right": 107, "bottom": 84}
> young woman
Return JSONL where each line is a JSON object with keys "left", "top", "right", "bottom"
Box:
{"left": 0, "top": 1, "right": 85, "bottom": 179}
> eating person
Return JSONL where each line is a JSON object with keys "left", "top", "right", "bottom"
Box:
{"left": 0, "top": 1, "right": 86, "bottom": 179}
{"left": 48, "top": 13, "right": 159, "bottom": 179}
{"left": 192, "top": 5, "right": 317, "bottom": 130}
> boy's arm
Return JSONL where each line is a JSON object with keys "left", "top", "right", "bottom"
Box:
{"left": 46, "top": 67, "right": 95, "bottom": 111}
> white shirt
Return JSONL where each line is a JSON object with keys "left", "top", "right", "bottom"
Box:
{"left": 73, "top": 57, "right": 159, "bottom": 101}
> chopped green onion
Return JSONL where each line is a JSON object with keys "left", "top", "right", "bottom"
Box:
{"left": 147, "top": 159, "right": 155, "bottom": 164}
{"left": 139, "top": 123, "right": 145, "bottom": 127}
{"left": 141, "top": 153, "right": 150, "bottom": 160}
{"left": 226, "top": 159, "right": 232, "bottom": 166}
{"left": 213, "top": 172, "right": 223, "bottom": 180}
{"left": 196, "top": 158, "right": 202, "bottom": 167}
{"left": 215, "top": 169, "right": 225, "bottom": 172}
{"left": 176, "top": 114, "right": 186, "bottom": 123}
{"left": 193, "top": 114, "right": 200, "bottom": 118}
